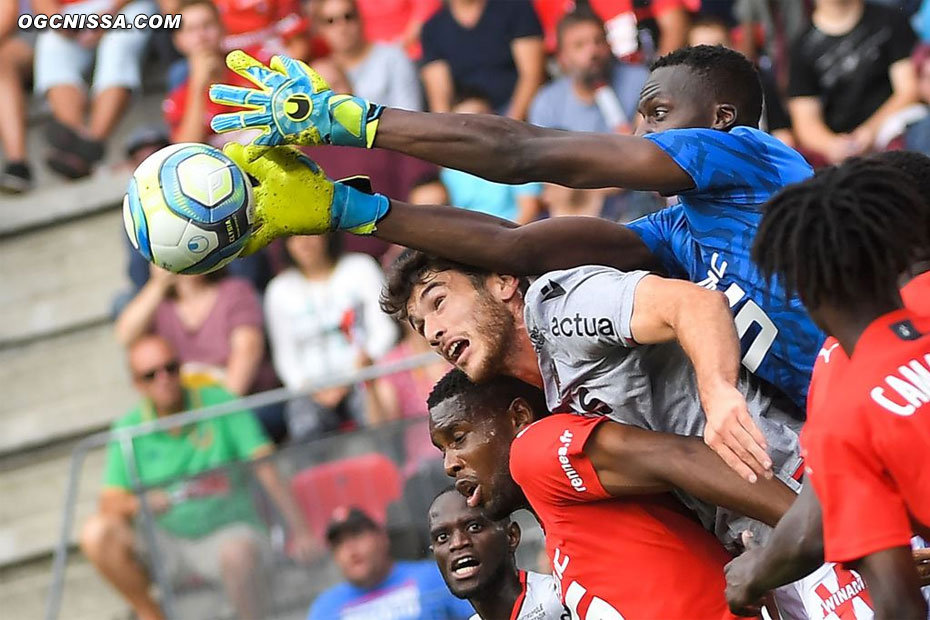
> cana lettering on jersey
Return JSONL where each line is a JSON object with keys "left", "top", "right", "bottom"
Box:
{"left": 550, "top": 315, "right": 616, "bottom": 338}
{"left": 870, "top": 353, "right": 930, "bottom": 416}
{"left": 557, "top": 430, "right": 587, "bottom": 492}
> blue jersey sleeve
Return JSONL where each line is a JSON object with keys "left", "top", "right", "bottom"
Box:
{"left": 626, "top": 204, "right": 691, "bottom": 279}
{"left": 643, "top": 127, "right": 812, "bottom": 206}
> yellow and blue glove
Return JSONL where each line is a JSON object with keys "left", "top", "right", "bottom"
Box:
{"left": 223, "top": 143, "right": 390, "bottom": 254}
{"left": 209, "top": 51, "right": 383, "bottom": 148}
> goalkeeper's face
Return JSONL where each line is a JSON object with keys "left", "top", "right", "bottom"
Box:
{"left": 408, "top": 270, "right": 522, "bottom": 383}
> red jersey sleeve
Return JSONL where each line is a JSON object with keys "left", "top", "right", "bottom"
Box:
{"left": 511, "top": 414, "right": 611, "bottom": 506}
{"left": 806, "top": 404, "right": 913, "bottom": 565}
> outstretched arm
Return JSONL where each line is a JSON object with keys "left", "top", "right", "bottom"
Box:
{"left": 586, "top": 422, "right": 795, "bottom": 527}
{"left": 375, "top": 200, "right": 661, "bottom": 274}
{"left": 374, "top": 109, "right": 694, "bottom": 193}
{"left": 724, "top": 482, "right": 823, "bottom": 614}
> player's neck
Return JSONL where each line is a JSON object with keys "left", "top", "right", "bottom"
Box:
{"left": 470, "top": 566, "right": 522, "bottom": 620}
{"left": 509, "top": 328, "right": 545, "bottom": 388}
{"left": 824, "top": 299, "right": 901, "bottom": 356}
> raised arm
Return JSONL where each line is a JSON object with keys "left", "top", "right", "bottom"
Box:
{"left": 586, "top": 421, "right": 795, "bottom": 527}
{"left": 374, "top": 109, "right": 693, "bottom": 193}
{"left": 630, "top": 276, "right": 771, "bottom": 481}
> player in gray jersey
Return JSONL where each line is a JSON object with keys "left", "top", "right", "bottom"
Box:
{"left": 382, "top": 250, "right": 803, "bottom": 547}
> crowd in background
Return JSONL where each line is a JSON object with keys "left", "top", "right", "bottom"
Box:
{"left": 5, "top": 0, "right": 930, "bottom": 617}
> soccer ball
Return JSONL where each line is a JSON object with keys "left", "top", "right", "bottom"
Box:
{"left": 123, "top": 143, "right": 255, "bottom": 274}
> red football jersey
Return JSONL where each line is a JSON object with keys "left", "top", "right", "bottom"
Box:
{"left": 805, "top": 271, "right": 930, "bottom": 421}
{"left": 804, "top": 299, "right": 930, "bottom": 565}
{"left": 510, "top": 414, "right": 740, "bottom": 620}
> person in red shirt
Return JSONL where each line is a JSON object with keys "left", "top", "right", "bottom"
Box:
{"left": 587, "top": 0, "right": 694, "bottom": 61}
{"left": 746, "top": 156, "right": 930, "bottom": 618}
{"left": 725, "top": 150, "right": 930, "bottom": 616}
{"left": 427, "top": 368, "right": 796, "bottom": 619}
{"left": 164, "top": 0, "right": 347, "bottom": 145}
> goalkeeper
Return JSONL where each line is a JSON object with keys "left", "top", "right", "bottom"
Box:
{"left": 208, "top": 47, "right": 816, "bottom": 484}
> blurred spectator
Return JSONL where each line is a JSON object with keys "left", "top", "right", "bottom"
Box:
{"left": 788, "top": 0, "right": 919, "bottom": 164}
{"left": 164, "top": 0, "right": 237, "bottom": 146}
{"left": 0, "top": 0, "right": 34, "bottom": 193}
{"left": 379, "top": 173, "right": 449, "bottom": 271}
{"left": 587, "top": 0, "right": 694, "bottom": 62}
{"left": 80, "top": 335, "right": 315, "bottom": 620}
{"left": 530, "top": 8, "right": 647, "bottom": 135}
{"left": 160, "top": 0, "right": 308, "bottom": 57}
{"left": 902, "top": 45, "right": 930, "bottom": 152}
{"left": 308, "top": 506, "right": 474, "bottom": 620}
{"left": 114, "top": 267, "right": 284, "bottom": 438}
{"left": 533, "top": 0, "right": 576, "bottom": 54}
{"left": 316, "top": 0, "right": 422, "bottom": 110}
{"left": 687, "top": 15, "right": 794, "bottom": 146}
{"left": 439, "top": 90, "right": 543, "bottom": 223}
{"left": 353, "top": 0, "right": 440, "bottom": 58}
{"left": 529, "top": 8, "right": 652, "bottom": 220}
{"left": 264, "top": 235, "right": 398, "bottom": 441}
{"left": 733, "top": 0, "right": 808, "bottom": 73}
{"left": 420, "top": 0, "right": 545, "bottom": 120}
{"left": 34, "top": 0, "right": 157, "bottom": 179}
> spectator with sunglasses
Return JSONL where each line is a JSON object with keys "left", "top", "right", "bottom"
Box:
{"left": 314, "top": 0, "right": 423, "bottom": 110}
{"left": 80, "top": 335, "right": 316, "bottom": 620}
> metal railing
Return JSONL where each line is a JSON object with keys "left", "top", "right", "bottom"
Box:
{"left": 44, "top": 352, "right": 441, "bottom": 620}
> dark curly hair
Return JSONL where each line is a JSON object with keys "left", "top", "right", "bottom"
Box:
{"left": 651, "top": 45, "right": 763, "bottom": 127}
{"left": 426, "top": 367, "right": 548, "bottom": 419}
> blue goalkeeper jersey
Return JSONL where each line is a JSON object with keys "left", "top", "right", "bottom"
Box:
{"left": 628, "top": 126, "right": 822, "bottom": 410}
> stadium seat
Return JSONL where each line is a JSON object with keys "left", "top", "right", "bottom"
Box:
{"left": 290, "top": 453, "right": 403, "bottom": 541}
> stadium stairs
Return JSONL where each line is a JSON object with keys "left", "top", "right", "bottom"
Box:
{"left": 0, "top": 92, "right": 166, "bottom": 620}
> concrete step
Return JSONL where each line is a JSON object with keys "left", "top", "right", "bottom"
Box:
{"left": 0, "top": 443, "right": 106, "bottom": 568}
{"left": 0, "top": 209, "right": 128, "bottom": 346}
{"left": 0, "top": 553, "right": 126, "bottom": 620}
{"left": 0, "top": 94, "right": 165, "bottom": 237}
{"left": 0, "top": 322, "right": 136, "bottom": 456}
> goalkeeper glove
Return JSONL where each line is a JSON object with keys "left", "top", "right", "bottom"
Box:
{"left": 210, "top": 51, "right": 383, "bottom": 148}
{"left": 223, "top": 143, "right": 390, "bottom": 255}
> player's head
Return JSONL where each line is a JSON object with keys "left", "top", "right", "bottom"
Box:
{"left": 752, "top": 157, "right": 930, "bottom": 330}
{"left": 174, "top": 0, "right": 224, "bottom": 57}
{"left": 556, "top": 7, "right": 613, "bottom": 86}
{"left": 427, "top": 368, "right": 548, "bottom": 520}
{"left": 637, "top": 45, "right": 763, "bottom": 135}
{"left": 129, "top": 334, "right": 183, "bottom": 413}
{"left": 428, "top": 487, "right": 521, "bottom": 599}
{"left": 382, "top": 250, "right": 527, "bottom": 382}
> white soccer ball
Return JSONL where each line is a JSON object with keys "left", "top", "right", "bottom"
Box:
{"left": 123, "top": 143, "right": 255, "bottom": 274}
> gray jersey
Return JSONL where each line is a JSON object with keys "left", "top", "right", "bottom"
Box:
{"left": 523, "top": 266, "right": 804, "bottom": 545}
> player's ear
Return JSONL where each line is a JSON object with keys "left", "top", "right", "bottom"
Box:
{"left": 507, "top": 521, "right": 521, "bottom": 552}
{"left": 489, "top": 274, "right": 522, "bottom": 303}
{"left": 509, "top": 397, "right": 535, "bottom": 430}
{"left": 712, "top": 103, "right": 737, "bottom": 131}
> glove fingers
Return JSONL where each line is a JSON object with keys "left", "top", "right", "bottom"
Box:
{"left": 225, "top": 50, "right": 284, "bottom": 90}
{"left": 211, "top": 109, "right": 274, "bottom": 135}
{"left": 209, "top": 83, "right": 268, "bottom": 109}
{"left": 223, "top": 142, "right": 270, "bottom": 174}
{"left": 274, "top": 55, "right": 330, "bottom": 93}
